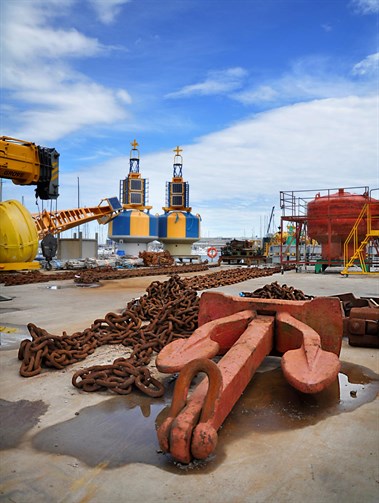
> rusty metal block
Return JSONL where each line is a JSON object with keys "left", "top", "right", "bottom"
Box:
{"left": 347, "top": 306, "right": 379, "bottom": 348}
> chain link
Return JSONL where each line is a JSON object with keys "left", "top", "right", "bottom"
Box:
{"left": 240, "top": 280, "right": 311, "bottom": 300}
{"left": 17, "top": 267, "right": 292, "bottom": 396}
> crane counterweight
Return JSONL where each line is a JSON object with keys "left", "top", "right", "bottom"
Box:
{"left": 0, "top": 136, "right": 59, "bottom": 200}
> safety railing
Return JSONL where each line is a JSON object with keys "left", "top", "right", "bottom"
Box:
{"left": 341, "top": 201, "right": 379, "bottom": 275}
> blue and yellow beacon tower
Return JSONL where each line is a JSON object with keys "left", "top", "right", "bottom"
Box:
{"left": 158, "top": 147, "right": 201, "bottom": 256}
{"left": 108, "top": 140, "right": 158, "bottom": 255}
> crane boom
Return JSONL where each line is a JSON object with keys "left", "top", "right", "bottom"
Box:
{"left": 32, "top": 197, "right": 124, "bottom": 239}
{"left": 266, "top": 206, "right": 275, "bottom": 235}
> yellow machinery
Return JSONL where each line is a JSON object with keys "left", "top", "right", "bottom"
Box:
{"left": 32, "top": 197, "right": 123, "bottom": 238}
{"left": 0, "top": 136, "right": 59, "bottom": 200}
{"left": 0, "top": 135, "right": 125, "bottom": 270}
{"left": 0, "top": 200, "right": 39, "bottom": 269}
{"left": 0, "top": 198, "right": 124, "bottom": 270}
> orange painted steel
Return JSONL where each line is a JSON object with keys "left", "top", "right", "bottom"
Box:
{"left": 197, "top": 292, "right": 343, "bottom": 356}
{"left": 158, "top": 358, "right": 223, "bottom": 463}
{"left": 278, "top": 311, "right": 340, "bottom": 393}
{"left": 156, "top": 292, "right": 343, "bottom": 464}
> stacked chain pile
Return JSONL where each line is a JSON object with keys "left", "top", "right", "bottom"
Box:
{"left": 139, "top": 250, "right": 175, "bottom": 267}
{"left": 1, "top": 262, "right": 210, "bottom": 286}
{"left": 72, "top": 263, "right": 209, "bottom": 284}
{"left": 240, "top": 281, "right": 312, "bottom": 300}
{"left": 1, "top": 261, "right": 295, "bottom": 287}
{"left": 17, "top": 266, "right": 297, "bottom": 397}
{"left": 18, "top": 275, "right": 199, "bottom": 397}
{"left": 1, "top": 270, "right": 78, "bottom": 286}
{"left": 183, "top": 265, "right": 285, "bottom": 290}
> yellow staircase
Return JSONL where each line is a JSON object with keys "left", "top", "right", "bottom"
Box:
{"left": 341, "top": 202, "right": 379, "bottom": 275}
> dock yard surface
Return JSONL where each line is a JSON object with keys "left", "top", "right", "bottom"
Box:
{"left": 1, "top": 268, "right": 378, "bottom": 503}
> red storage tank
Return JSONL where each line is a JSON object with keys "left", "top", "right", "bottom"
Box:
{"left": 307, "top": 189, "right": 379, "bottom": 261}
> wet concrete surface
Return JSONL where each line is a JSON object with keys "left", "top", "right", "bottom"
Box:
{"left": 225, "top": 359, "right": 379, "bottom": 431}
{"left": 0, "top": 399, "right": 48, "bottom": 449}
{"left": 27, "top": 359, "right": 378, "bottom": 474}
{"left": 0, "top": 269, "right": 378, "bottom": 502}
{"left": 32, "top": 394, "right": 172, "bottom": 470}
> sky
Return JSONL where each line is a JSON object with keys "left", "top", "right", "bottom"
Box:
{"left": 0, "top": 0, "right": 378, "bottom": 240}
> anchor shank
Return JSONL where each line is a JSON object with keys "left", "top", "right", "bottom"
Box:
{"left": 161, "top": 315, "right": 274, "bottom": 463}
{"left": 204, "top": 315, "right": 274, "bottom": 430}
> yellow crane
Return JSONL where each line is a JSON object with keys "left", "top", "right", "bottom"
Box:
{"left": 0, "top": 198, "right": 124, "bottom": 271}
{"left": 0, "top": 136, "right": 125, "bottom": 270}
{"left": 0, "top": 136, "right": 59, "bottom": 200}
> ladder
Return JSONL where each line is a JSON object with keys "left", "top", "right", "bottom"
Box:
{"left": 341, "top": 202, "right": 379, "bottom": 275}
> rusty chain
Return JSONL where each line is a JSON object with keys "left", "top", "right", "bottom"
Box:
{"left": 1, "top": 270, "right": 78, "bottom": 286}
{"left": 139, "top": 250, "right": 175, "bottom": 267}
{"left": 0, "top": 263, "right": 211, "bottom": 287}
{"left": 240, "top": 281, "right": 312, "bottom": 300}
{"left": 18, "top": 275, "right": 199, "bottom": 397}
{"left": 73, "top": 263, "right": 212, "bottom": 284}
{"left": 183, "top": 266, "right": 289, "bottom": 290}
{"left": 1, "top": 261, "right": 295, "bottom": 288}
{"left": 17, "top": 267, "right": 294, "bottom": 397}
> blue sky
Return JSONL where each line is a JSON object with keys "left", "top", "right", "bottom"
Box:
{"left": 1, "top": 0, "right": 378, "bottom": 239}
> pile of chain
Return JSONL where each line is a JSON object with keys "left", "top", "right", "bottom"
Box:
{"left": 139, "top": 250, "right": 175, "bottom": 267}
{"left": 183, "top": 266, "right": 283, "bottom": 290}
{"left": 73, "top": 263, "right": 209, "bottom": 284}
{"left": 18, "top": 275, "right": 199, "bottom": 397}
{"left": 0, "top": 270, "right": 78, "bottom": 286}
{"left": 1, "top": 262, "right": 210, "bottom": 286}
{"left": 240, "top": 281, "right": 312, "bottom": 300}
{"left": 16, "top": 266, "right": 298, "bottom": 398}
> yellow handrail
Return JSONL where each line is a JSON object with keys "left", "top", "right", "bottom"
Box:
{"left": 343, "top": 204, "right": 367, "bottom": 269}
{"left": 341, "top": 201, "right": 379, "bottom": 275}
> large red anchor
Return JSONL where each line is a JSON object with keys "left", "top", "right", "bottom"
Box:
{"left": 156, "top": 291, "right": 343, "bottom": 464}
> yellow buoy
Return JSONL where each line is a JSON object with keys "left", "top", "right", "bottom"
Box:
{"left": 0, "top": 200, "right": 39, "bottom": 266}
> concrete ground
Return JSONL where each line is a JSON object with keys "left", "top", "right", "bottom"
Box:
{"left": 0, "top": 267, "right": 378, "bottom": 503}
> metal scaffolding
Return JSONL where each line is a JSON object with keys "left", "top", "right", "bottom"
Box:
{"left": 278, "top": 186, "right": 376, "bottom": 272}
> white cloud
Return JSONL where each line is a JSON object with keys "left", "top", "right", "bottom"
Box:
{"left": 161, "top": 96, "right": 377, "bottom": 235}
{"left": 87, "top": 0, "right": 131, "bottom": 24}
{"left": 11, "top": 83, "right": 131, "bottom": 141}
{"left": 232, "top": 56, "right": 377, "bottom": 106}
{"left": 6, "top": 94, "right": 373, "bottom": 238}
{"left": 1, "top": 2, "right": 377, "bottom": 238}
{"left": 0, "top": 0, "right": 131, "bottom": 141}
{"left": 166, "top": 54, "right": 378, "bottom": 108}
{"left": 166, "top": 67, "right": 248, "bottom": 99}
{"left": 352, "top": 52, "right": 379, "bottom": 75}
{"left": 116, "top": 89, "right": 133, "bottom": 104}
{"left": 233, "top": 85, "right": 279, "bottom": 105}
{"left": 350, "top": 0, "right": 379, "bottom": 14}
{"left": 4, "top": 23, "right": 103, "bottom": 63}
{"left": 321, "top": 23, "right": 333, "bottom": 32}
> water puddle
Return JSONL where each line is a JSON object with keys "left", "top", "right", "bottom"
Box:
{"left": 43, "top": 284, "right": 99, "bottom": 290}
{"left": 222, "top": 359, "right": 379, "bottom": 434}
{"left": 31, "top": 359, "right": 378, "bottom": 473}
{"left": 0, "top": 399, "right": 48, "bottom": 449}
{"left": 32, "top": 384, "right": 184, "bottom": 472}
{"left": 75, "top": 283, "right": 101, "bottom": 288}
